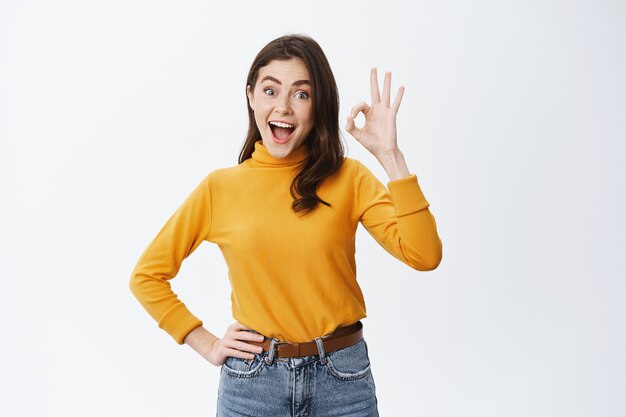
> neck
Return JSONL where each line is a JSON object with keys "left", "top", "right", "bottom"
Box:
{"left": 248, "top": 140, "right": 308, "bottom": 167}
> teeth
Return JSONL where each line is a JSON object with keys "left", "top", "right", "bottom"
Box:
{"left": 269, "top": 121, "right": 294, "bottom": 128}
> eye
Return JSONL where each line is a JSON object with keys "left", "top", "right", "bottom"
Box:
{"left": 295, "top": 91, "right": 310, "bottom": 100}
{"left": 263, "top": 87, "right": 276, "bottom": 96}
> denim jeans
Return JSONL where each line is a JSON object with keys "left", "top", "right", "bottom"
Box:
{"left": 216, "top": 332, "right": 379, "bottom": 417}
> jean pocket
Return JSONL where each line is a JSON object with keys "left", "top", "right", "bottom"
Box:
{"left": 222, "top": 354, "right": 265, "bottom": 378}
{"left": 325, "top": 337, "right": 372, "bottom": 381}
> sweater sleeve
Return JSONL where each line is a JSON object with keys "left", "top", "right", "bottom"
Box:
{"left": 354, "top": 159, "right": 442, "bottom": 271}
{"left": 129, "top": 172, "right": 213, "bottom": 344}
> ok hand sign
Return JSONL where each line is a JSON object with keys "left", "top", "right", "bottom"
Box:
{"left": 345, "top": 68, "right": 405, "bottom": 158}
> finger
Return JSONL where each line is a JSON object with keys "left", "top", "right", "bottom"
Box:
{"left": 391, "top": 85, "right": 405, "bottom": 113}
{"left": 231, "top": 322, "right": 264, "bottom": 341}
{"left": 370, "top": 67, "right": 381, "bottom": 105}
{"left": 382, "top": 71, "right": 391, "bottom": 108}
{"left": 226, "top": 347, "right": 258, "bottom": 360}
{"left": 231, "top": 329, "right": 264, "bottom": 340}
{"left": 240, "top": 331, "right": 265, "bottom": 342}
{"left": 349, "top": 101, "right": 370, "bottom": 118}
{"left": 228, "top": 339, "right": 264, "bottom": 354}
{"left": 233, "top": 321, "right": 251, "bottom": 330}
{"left": 345, "top": 114, "right": 362, "bottom": 137}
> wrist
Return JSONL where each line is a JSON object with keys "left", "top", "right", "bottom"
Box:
{"left": 206, "top": 335, "right": 219, "bottom": 354}
{"left": 375, "top": 148, "right": 411, "bottom": 181}
{"left": 185, "top": 326, "right": 218, "bottom": 354}
{"left": 374, "top": 147, "right": 403, "bottom": 162}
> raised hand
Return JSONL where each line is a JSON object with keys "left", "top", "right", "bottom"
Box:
{"left": 345, "top": 68, "right": 405, "bottom": 158}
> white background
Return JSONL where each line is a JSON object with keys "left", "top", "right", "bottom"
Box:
{"left": 1, "top": 1, "right": 624, "bottom": 416}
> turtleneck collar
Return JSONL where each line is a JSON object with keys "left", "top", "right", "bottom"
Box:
{"left": 248, "top": 140, "right": 309, "bottom": 167}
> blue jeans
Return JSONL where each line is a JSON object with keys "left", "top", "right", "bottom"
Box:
{"left": 216, "top": 333, "right": 379, "bottom": 417}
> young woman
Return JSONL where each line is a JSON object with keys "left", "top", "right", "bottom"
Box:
{"left": 130, "top": 33, "right": 442, "bottom": 417}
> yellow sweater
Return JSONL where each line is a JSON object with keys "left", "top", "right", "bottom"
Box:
{"left": 129, "top": 140, "right": 442, "bottom": 344}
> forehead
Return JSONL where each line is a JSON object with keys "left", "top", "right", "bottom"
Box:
{"left": 257, "top": 58, "right": 310, "bottom": 83}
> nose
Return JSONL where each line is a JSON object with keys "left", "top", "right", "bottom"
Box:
{"left": 274, "top": 94, "right": 291, "bottom": 115}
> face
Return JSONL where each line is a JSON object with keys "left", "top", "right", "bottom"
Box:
{"left": 246, "top": 58, "right": 314, "bottom": 159}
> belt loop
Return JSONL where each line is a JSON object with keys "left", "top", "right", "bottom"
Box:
{"left": 264, "top": 338, "right": 278, "bottom": 365}
{"left": 314, "top": 337, "right": 327, "bottom": 365}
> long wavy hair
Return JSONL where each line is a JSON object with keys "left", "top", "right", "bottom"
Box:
{"left": 238, "top": 34, "right": 345, "bottom": 216}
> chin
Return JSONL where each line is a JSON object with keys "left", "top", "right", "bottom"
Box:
{"left": 269, "top": 144, "right": 293, "bottom": 158}
{"left": 263, "top": 134, "right": 299, "bottom": 156}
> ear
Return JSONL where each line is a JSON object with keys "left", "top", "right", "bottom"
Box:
{"left": 246, "top": 85, "right": 255, "bottom": 111}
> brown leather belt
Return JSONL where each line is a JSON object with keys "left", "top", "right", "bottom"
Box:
{"left": 248, "top": 321, "right": 363, "bottom": 358}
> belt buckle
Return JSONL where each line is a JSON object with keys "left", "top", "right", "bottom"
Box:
{"left": 274, "top": 340, "right": 289, "bottom": 356}
{"left": 264, "top": 339, "right": 287, "bottom": 364}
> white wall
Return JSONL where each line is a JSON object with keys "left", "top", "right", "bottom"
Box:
{"left": 1, "top": 0, "right": 624, "bottom": 416}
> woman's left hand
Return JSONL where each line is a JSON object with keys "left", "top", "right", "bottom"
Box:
{"left": 345, "top": 68, "right": 405, "bottom": 158}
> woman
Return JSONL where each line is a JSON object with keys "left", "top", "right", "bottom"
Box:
{"left": 129, "top": 33, "right": 442, "bottom": 416}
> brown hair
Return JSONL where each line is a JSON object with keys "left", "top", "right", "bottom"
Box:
{"left": 238, "top": 33, "right": 345, "bottom": 216}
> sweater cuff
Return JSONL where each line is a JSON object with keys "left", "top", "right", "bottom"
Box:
{"left": 158, "top": 302, "right": 203, "bottom": 345}
{"left": 387, "top": 174, "right": 430, "bottom": 217}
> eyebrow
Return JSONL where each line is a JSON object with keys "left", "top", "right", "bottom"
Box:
{"left": 260, "top": 75, "right": 310, "bottom": 87}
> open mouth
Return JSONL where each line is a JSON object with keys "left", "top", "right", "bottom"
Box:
{"left": 269, "top": 121, "right": 296, "bottom": 143}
